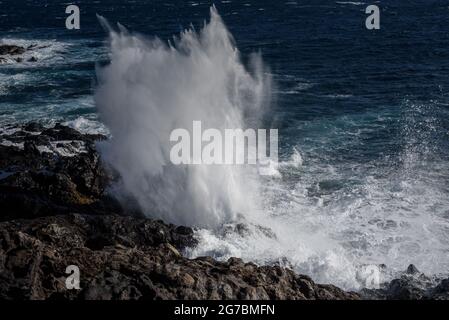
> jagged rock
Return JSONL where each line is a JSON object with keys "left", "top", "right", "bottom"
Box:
{"left": 0, "top": 44, "right": 26, "bottom": 55}
{"left": 0, "top": 122, "right": 114, "bottom": 221}
{"left": 0, "top": 214, "right": 358, "bottom": 300}
{"left": 430, "top": 278, "right": 449, "bottom": 300}
{"left": 406, "top": 264, "right": 420, "bottom": 275}
{"left": 360, "top": 264, "right": 449, "bottom": 300}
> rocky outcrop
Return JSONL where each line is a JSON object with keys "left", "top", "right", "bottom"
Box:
{"left": 0, "top": 123, "right": 120, "bottom": 221}
{"left": 360, "top": 264, "right": 449, "bottom": 300}
{"left": 0, "top": 214, "right": 358, "bottom": 300}
{"left": 0, "top": 44, "right": 38, "bottom": 64}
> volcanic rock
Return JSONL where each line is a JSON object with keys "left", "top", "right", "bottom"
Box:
{"left": 0, "top": 214, "right": 359, "bottom": 300}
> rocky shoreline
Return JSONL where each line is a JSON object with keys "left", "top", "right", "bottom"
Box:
{"left": 0, "top": 122, "right": 448, "bottom": 300}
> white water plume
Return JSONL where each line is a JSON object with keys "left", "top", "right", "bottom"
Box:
{"left": 95, "top": 7, "right": 271, "bottom": 228}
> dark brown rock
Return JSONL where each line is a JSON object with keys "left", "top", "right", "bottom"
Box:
{"left": 0, "top": 122, "right": 115, "bottom": 221}
{"left": 0, "top": 214, "right": 358, "bottom": 300}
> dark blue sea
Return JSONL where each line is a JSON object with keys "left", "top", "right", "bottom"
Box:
{"left": 1, "top": 0, "right": 449, "bottom": 289}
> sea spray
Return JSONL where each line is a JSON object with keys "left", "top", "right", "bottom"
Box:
{"left": 94, "top": 7, "right": 389, "bottom": 291}
{"left": 95, "top": 7, "right": 271, "bottom": 228}
{"left": 94, "top": 7, "right": 361, "bottom": 290}
{"left": 94, "top": 6, "right": 449, "bottom": 291}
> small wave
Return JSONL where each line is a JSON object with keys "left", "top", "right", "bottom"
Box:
{"left": 273, "top": 74, "right": 315, "bottom": 94}
{"left": 336, "top": 1, "right": 365, "bottom": 5}
{"left": 323, "top": 93, "right": 353, "bottom": 98}
{"left": 64, "top": 116, "right": 109, "bottom": 136}
{"left": 278, "top": 82, "right": 315, "bottom": 94}
{"left": 280, "top": 147, "right": 303, "bottom": 168}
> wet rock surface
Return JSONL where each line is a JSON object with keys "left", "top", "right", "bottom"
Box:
{"left": 0, "top": 44, "right": 38, "bottom": 64}
{"left": 0, "top": 214, "right": 358, "bottom": 300}
{"left": 0, "top": 123, "right": 447, "bottom": 300}
{"left": 360, "top": 264, "right": 449, "bottom": 300}
{"left": 0, "top": 122, "right": 119, "bottom": 221}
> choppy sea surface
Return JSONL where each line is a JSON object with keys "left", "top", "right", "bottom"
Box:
{"left": 1, "top": 0, "right": 449, "bottom": 290}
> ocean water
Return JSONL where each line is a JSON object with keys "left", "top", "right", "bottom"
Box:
{"left": 1, "top": 0, "right": 449, "bottom": 290}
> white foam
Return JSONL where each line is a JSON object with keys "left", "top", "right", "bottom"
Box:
{"left": 0, "top": 126, "right": 21, "bottom": 136}
{"left": 0, "top": 139, "right": 24, "bottom": 149}
{"left": 36, "top": 145, "right": 53, "bottom": 154}
{"left": 49, "top": 140, "right": 88, "bottom": 157}
{"left": 64, "top": 116, "right": 109, "bottom": 136}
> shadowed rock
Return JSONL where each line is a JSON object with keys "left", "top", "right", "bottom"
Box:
{"left": 0, "top": 214, "right": 358, "bottom": 300}
{"left": 0, "top": 122, "right": 118, "bottom": 221}
{"left": 360, "top": 264, "right": 449, "bottom": 300}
